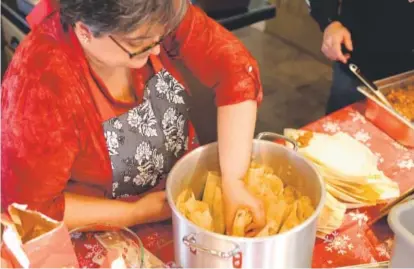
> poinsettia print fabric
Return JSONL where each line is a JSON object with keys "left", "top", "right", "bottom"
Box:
{"left": 308, "top": 103, "right": 414, "bottom": 268}
{"left": 72, "top": 103, "right": 414, "bottom": 268}
{"left": 104, "top": 69, "right": 190, "bottom": 198}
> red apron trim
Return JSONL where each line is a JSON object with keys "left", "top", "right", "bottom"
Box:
{"left": 188, "top": 122, "right": 197, "bottom": 152}
{"left": 149, "top": 55, "right": 164, "bottom": 74}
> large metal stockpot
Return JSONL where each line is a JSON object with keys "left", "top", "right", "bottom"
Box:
{"left": 166, "top": 133, "right": 326, "bottom": 268}
{"left": 388, "top": 200, "right": 414, "bottom": 268}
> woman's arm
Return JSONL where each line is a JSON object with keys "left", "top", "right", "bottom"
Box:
{"left": 218, "top": 101, "right": 265, "bottom": 232}
{"left": 64, "top": 192, "right": 170, "bottom": 230}
{"left": 164, "top": 3, "right": 263, "bottom": 107}
{"left": 165, "top": 3, "right": 265, "bottom": 232}
{"left": 1, "top": 85, "right": 169, "bottom": 229}
{"left": 1, "top": 60, "right": 170, "bottom": 229}
{"left": 218, "top": 101, "right": 256, "bottom": 185}
{"left": 64, "top": 193, "right": 136, "bottom": 229}
{"left": 1, "top": 67, "right": 79, "bottom": 221}
{"left": 166, "top": 2, "right": 263, "bottom": 167}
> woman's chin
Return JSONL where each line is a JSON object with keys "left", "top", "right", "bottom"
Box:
{"left": 127, "top": 58, "right": 149, "bottom": 69}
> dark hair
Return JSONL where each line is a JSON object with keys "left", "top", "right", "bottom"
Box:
{"left": 59, "top": 0, "right": 187, "bottom": 36}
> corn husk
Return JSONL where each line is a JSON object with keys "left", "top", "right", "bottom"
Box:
{"left": 284, "top": 128, "right": 401, "bottom": 238}
{"left": 175, "top": 161, "right": 315, "bottom": 237}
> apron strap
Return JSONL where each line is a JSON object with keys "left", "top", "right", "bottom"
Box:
{"left": 149, "top": 55, "right": 198, "bottom": 152}
{"left": 149, "top": 55, "right": 164, "bottom": 73}
{"left": 187, "top": 121, "right": 198, "bottom": 152}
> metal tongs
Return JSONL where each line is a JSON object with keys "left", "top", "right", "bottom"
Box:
{"left": 348, "top": 63, "right": 394, "bottom": 108}
{"left": 340, "top": 46, "right": 394, "bottom": 109}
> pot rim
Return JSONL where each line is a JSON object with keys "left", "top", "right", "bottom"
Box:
{"left": 388, "top": 200, "right": 414, "bottom": 244}
{"left": 166, "top": 139, "right": 326, "bottom": 243}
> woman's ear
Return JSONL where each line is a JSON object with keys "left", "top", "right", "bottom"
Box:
{"left": 74, "top": 22, "right": 93, "bottom": 44}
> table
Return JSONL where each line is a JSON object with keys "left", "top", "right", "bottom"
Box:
{"left": 0, "top": 0, "right": 276, "bottom": 35}
{"left": 74, "top": 102, "right": 414, "bottom": 268}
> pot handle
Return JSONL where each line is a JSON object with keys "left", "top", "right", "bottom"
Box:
{"left": 182, "top": 233, "right": 241, "bottom": 259}
{"left": 256, "top": 132, "right": 298, "bottom": 152}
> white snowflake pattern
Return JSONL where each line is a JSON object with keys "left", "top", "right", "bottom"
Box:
{"left": 127, "top": 100, "right": 157, "bottom": 137}
{"left": 133, "top": 142, "right": 164, "bottom": 187}
{"left": 84, "top": 243, "right": 105, "bottom": 266}
{"left": 144, "top": 233, "right": 163, "bottom": 249}
{"left": 376, "top": 244, "right": 390, "bottom": 258}
{"left": 162, "top": 107, "right": 187, "bottom": 156}
{"left": 155, "top": 70, "right": 185, "bottom": 104}
{"left": 322, "top": 121, "right": 340, "bottom": 133}
{"left": 349, "top": 210, "right": 369, "bottom": 226}
{"left": 113, "top": 119, "right": 123, "bottom": 130}
{"left": 324, "top": 232, "right": 354, "bottom": 255}
{"left": 354, "top": 130, "right": 371, "bottom": 143}
{"left": 349, "top": 111, "right": 367, "bottom": 124}
{"left": 104, "top": 131, "right": 119, "bottom": 156}
{"left": 353, "top": 243, "right": 375, "bottom": 261}
{"left": 124, "top": 176, "right": 131, "bottom": 182}
{"left": 70, "top": 232, "right": 82, "bottom": 239}
{"left": 397, "top": 159, "right": 414, "bottom": 170}
{"left": 374, "top": 152, "right": 385, "bottom": 164}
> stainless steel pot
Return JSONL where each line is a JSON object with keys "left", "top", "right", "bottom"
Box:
{"left": 166, "top": 132, "right": 326, "bottom": 268}
{"left": 388, "top": 200, "right": 414, "bottom": 268}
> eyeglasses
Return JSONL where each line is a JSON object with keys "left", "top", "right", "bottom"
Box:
{"left": 109, "top": 35, "right": 164, "bottom": 59}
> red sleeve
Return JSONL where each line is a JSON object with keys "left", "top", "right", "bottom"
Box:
{"left": 164, "top": 3, "right": 263, "bottom": 106}
{"left": 1, "top": 40, "right": 79, "bottom": 220}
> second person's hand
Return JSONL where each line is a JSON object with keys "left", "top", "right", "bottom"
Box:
{"left": 322, "top": 21, "right": 353, "bottom": 64}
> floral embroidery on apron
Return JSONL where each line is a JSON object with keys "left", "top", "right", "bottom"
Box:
{"left": 102, "top": 66, "right": 192, "bottom": 198}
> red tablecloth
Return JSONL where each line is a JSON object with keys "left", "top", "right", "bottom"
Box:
{"left": 74, "top": 103, "right": 414, "bottom": 268}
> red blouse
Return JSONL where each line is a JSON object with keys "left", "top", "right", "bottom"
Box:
{"left": 1, "top": 0, "right": 263, "bottom": 220}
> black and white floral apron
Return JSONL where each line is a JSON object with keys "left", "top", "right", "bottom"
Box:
{"left": 99, "top": 56, "right": 196, "bottom": 198}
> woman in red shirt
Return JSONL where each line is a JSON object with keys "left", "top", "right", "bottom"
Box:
{"left": 1, "top": 0, "right": 265, "bottom": 233}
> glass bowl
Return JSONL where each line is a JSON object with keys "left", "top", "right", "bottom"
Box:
{"left": 69, "top": 224, "right": 144, "bottom": 268}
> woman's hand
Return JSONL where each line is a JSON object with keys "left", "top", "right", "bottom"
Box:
{"left": 131, "top": 191, "right": 172, "bottom": 224}
{"left": 322, "top": 21, "right": 353, "bottom": 64}
{"left": 222, "top": 179, "right": 265, "bottom": 235}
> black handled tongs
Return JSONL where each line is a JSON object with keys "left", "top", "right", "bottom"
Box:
{"left": 341, "top": 46, "right": 394, "bottom": 109}
{"left": 348, "top": 63, "right": 394, "bottom": 108}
